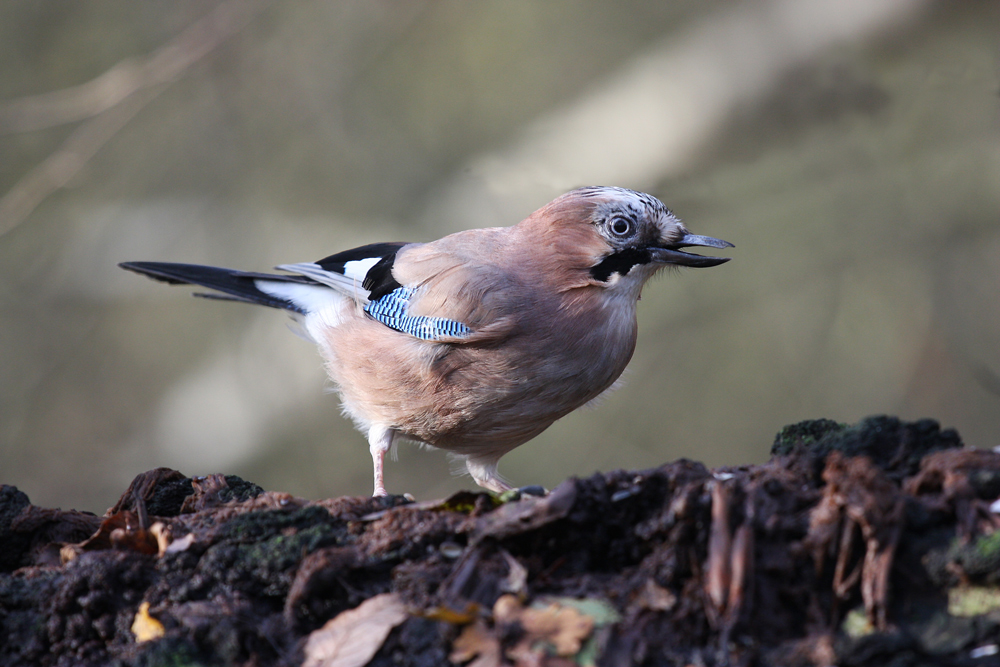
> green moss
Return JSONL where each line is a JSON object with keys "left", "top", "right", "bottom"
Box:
{"left": 925, "top": 532, "right": 1000, "bottom": 587}
{"left": 218, "top": 505, "right": 334, "bottom": 542}
{"left": 771, "top": 419, "right": 846, "bottom": 456}
{"left": 219, "top": 476, "right": 265, "bottom": 504}
{"left": 770, "top": 416, "right": 962, "bottom": 477}
{"left": 162, "top": 505, "right": 350, "bottom": 605}
{"left": 842, "top": 607, "right": 876, "bottom": 638}
{"left": 957, "top": 532, "right": 1000, "bottom": 582}
{"left": 973, "top": 531, "right": 1000, "bottom": 560}
{"left": 948, "top": 586, "right": 1000, "bottom": 617}
{"left": 209, "top": 521, "right": 345, "bottom": 599}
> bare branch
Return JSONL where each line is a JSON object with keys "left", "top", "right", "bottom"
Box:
{"left": 0, "top": 0, "right": 273, "bottom": 134}
{"left": 0, "top": 0, "right": 274, "bottom": 237}
{"left": 0, "top": 88, "right": 159, "bottom": 236}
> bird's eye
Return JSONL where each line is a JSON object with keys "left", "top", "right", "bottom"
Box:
{"left": 609, "top": 217, "right": 632, "bottom": 236}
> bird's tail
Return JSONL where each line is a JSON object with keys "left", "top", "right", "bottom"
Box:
{"left": 119, "top": 261, "right": 310, "bottom": 313}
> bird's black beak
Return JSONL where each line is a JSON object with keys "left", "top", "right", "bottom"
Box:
{"left": 650, "top": 233, "right": 734, "bottom": 268}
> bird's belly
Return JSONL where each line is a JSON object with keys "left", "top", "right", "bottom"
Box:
{"left": 324, "top": 315, "right": 636, "bottom": 456}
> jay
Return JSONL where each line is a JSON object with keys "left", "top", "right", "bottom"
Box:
{"left": 120, "top": 186, "right": 732, "bottom": 496}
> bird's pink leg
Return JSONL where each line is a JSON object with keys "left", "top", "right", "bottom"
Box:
{"left": 368, "top": 425, "right": 395, "bottom": 497}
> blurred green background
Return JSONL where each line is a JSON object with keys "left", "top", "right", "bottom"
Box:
{"left": 2, "top": 0, "right": 997, "bottom": 513}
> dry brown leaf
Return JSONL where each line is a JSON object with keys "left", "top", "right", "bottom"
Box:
{"left": 492, "top": 595, "right": 614, "bottom": 665}
{"left": 493, "top": 593, "right": 524, "bottom": 623}
{"left": 131, "top": 602, "right": 165, "bottom": 643}
{"left": 302, "top": 593, "right": 409, "bottom": 667}
{"left": 422, "top": 603, "right": 480, "bottom": 624}
{"left": 520, "top": 603, "right": 594, "bottom": 656}
{"left": 450, "top": 620, "right": 502, "bottom": 667}
{"left": 164, "top": 531, "right": 196, "bottom": 555}
{"left": 148, "top": 522, "right": 195, "bottom": 556}
{"left": 61, "top": 510, "right": 158, "bottom": 563}
{"left": 149, "top": 522, "right": 172, "bottom": 556}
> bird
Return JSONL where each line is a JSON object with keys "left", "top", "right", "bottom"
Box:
{"left": 120, "top": 186, "right": 733, "bottom": 497}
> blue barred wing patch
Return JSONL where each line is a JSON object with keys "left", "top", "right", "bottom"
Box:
{"left": 364, "top": 286, "right": 472, "bottom": 341}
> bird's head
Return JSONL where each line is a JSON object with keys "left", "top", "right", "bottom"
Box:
{"left": 529, "top": 186, "right": 733, "bottom": 297}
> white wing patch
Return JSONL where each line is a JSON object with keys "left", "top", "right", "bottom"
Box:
{"left": 343, "top": 257, "right": 381, "bottom": 282}
{"left": 253, "top": 280, "right": 346, "bottom": 315}
{"left": 275, "top": 262, "right": 371, "bottom": 301}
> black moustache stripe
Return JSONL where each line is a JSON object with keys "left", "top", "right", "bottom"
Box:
{"left": 589, "top": 247, "right": 652, "bottom": 282}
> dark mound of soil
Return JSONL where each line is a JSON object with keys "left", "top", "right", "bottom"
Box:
{"left": 3, "top": 416, "right": 1000, "bottom": 666}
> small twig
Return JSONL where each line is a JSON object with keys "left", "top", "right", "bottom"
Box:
{"left": 0, "top": 89, "right": 160, "bottom": 236}
{"left": 0, "top": 0, "right": 274, "bottom": 237}
{"left": 0, "top": 0, "right": 273, "bottom": 134}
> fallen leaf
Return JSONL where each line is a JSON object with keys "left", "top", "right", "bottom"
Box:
{"left": 492, "top": 595, "right": 619, "bottom": 666}
{"left": 450, "top": 620, "right": 502, "bottom": 667}
{"left": 422, "top": 602, "right": 480, "bottom": 624}
{"left": 541, "top": 597, "right": 619, "bottom": 626}
{"left": 302, "top": 593, "right": 409, "bottom": 667}
{"left": 61, "top": 510, "right": 158, "bottom": 563}
{"left": 164, "top": 531, "right": 196, "bottom": 555}
{"left": 131, "top": 601, "right": 165, "bottom": 643}
{"left": 149, "top": 522, "right": 172, "bottom": 556}
{"left": 521, "top": 604, "right": 593, "bottom": 656}
{"left": 492, "top": 593, "right": 523, "bottom": 623}
{"left": 494, "top": 595, "right": 595, "bottom": 657}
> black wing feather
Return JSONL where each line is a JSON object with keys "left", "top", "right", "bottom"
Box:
{"left": 314, "top": 242, "right": 407, "bottom": 301}
{"left": 314, "top": 242, "right": 409, "bottom": 273}
{"left": 119, "top": 261, "right": 308, "bottom": 313}
{"left": 361, "top": 254, "right": 403, "bottom": 301}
